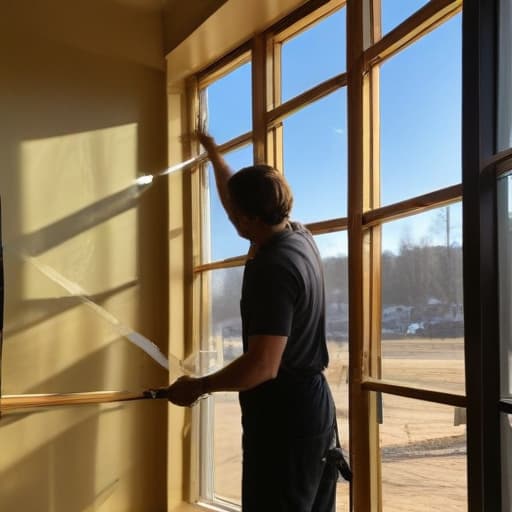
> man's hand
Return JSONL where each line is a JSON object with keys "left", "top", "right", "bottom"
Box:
{"left": 167, "top": 376, "right": 204, "bottom": 407}
{"left": 194, "top": 128, "right": 234, "bottom": 220}
{"left": 196, "top": 128, "right": 216, "bottom": 152}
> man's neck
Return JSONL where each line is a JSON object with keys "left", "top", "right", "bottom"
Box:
{"left": 251, "top": 220, "right": 289, "bottom": 250}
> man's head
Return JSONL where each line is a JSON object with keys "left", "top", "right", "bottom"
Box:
{"left": 227, "top": 165, "right": 293, "bottom": 239}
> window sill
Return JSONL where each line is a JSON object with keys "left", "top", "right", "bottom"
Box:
{"left": 172, "top": 502, "right": 240, "bottom": 512}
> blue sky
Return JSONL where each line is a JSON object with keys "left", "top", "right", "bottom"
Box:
{"left": 205, "top": 3, "right": 462, "bottom": 260}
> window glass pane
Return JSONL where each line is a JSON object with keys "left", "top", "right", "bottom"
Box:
{"left": 204, "top": 60, "right": 252, "bottom": 145}
{"left": 282, "top": 89, "right": 347, "bottom": 223}
{"left": 281, "top": 8, "right": 346, "bottom": 102}
{"left": 207, "top": 145, "right": 253, "bottom": 262}
{"left": 378, "top": 393, "right": 467, "bottom": 511}
{"left": 381, "top": 204, "right": 465, "bottom": 394}
{"left": 498, "top": 174, "right": 512, "bottom": 398}
{"left": 208, "top": 267, "right": 244, "bottom": 504}
{"left": 315, "top": 231, "right": 350, "bottom": 511}
{"left": 380, "top": 15, "right": 461, "bottom": 205}
{"left": 381, "top": 0, "right": 429, "bottom": 34}
{"left": 498, "top": 0, "right": 512, "bottom": 150}
{"left": 502, "top": 413, "right": 512, "bottom": 512}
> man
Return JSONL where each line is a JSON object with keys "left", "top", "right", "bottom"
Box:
{"left": 163, "top": 131, "right": 338, "bottom": 511}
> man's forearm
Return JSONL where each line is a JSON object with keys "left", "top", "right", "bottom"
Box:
{"left": 201, "top": 137, "right": 233, "bottom": 216}
{"left": 200, "top": 352, "right": 274, "bottom": 394}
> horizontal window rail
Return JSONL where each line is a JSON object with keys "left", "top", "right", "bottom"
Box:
{"left": 197, "top": 46, "right": 252, "bottom": 89}
{"left": 363, "top": 183, "right": 462, "bottom": 227}
{"left": 363, "top": 0, "right": 461, "bottom": 69}
{"left": 193, "top": 218, "right": 348, "bottom": 272}
{"left": 362, "top": 376, "right": 467, "bottom": 408}
{"left": 194, "top": 255, "right": 248, "bottom": 273}
{"left": 216, "top": 131, "right": 253, "bottom": 156}
{"left": 267, "top": 73, "right": 347, "bottom": 127}
{"left": 482, "top": 147, "right": 512, "bottom": 177}
{"left": 269, "top": 0, "right": 345, "bottom": 43}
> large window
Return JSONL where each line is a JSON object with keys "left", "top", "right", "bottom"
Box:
{"left": 193, "top": 3, "right": 350, "bottom": 509}
{"left": 188, "top": 1, "right": 467, "bottom": 510}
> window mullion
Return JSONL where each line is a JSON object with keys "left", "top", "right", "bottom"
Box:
{"left": 347, "top": 0, "right": 378, "bottom": 510}
{"left": 251, "top": 34, "right": 267, "bottom": 164}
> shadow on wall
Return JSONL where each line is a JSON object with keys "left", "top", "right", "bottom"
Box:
{"left": 1, "top": 409, "right": 109, "bottom": 512}
{"left": 0, "top": 0, "right": 169, "bottom": 510}
{"left": 1, "top": 345, "right": 168, "bottom": 512}
{"left": 0, "top": 400, "right": 168, "bottom": 512}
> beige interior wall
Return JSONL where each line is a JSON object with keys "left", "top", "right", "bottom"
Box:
{"left": 0, "top": 1, "right": 170, "bottom": 510}
{"left": 163, "top": 0, "right": 230, "bottom": 54}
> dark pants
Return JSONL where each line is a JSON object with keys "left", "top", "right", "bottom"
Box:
{"left": 240, "top": 374, "right": 337, "bottom": 512}
{"left": 242, "top": 427, "right": 337, "bottom": 512}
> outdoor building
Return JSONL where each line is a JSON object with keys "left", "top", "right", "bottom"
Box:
{"left": 0, "top": 1, "right": 510, "bottom": 511}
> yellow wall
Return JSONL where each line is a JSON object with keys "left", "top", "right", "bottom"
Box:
{"left": 0, "top": 1, "right": 170, "bottom": 510}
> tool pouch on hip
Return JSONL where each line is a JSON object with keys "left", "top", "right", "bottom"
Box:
{"left": 325, "top": 418, "right": 352, "bottom": 482}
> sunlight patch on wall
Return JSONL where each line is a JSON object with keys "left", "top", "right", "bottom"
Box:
{"left": 18, "top": 124, "right": 139, "bottom": 298}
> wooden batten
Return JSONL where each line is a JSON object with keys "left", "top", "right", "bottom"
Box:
{"left": 1, "top": 391, "right": 147, "bottom": 412}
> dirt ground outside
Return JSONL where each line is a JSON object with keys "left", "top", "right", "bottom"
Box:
{"left": 212, "top": 338, "right": 467, "bottom": 511}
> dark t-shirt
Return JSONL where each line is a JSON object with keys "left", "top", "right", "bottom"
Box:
{"left": 239, "top": 222, "right": 332, "bottom": 437}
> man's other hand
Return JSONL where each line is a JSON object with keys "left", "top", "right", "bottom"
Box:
{"left": 196, "top": 128, "right": 216, "bottom": 152}
{"left": 167, "top": 376, "right": 204, "bottom": 407}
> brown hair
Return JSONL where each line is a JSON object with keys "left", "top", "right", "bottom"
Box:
{"left": 227, "top": 164, "right": 293, "bottom": 225}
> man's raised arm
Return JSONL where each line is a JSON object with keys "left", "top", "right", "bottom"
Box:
{"left": 197, "top": 130, "right": 235, "bottom": 220}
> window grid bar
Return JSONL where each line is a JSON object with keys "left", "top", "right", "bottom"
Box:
{"left": 362, "top": 377, "right": 467, "bottom": 408}
{"left": 500, "top": 400, "right": 512, "bottom": 414}
{"left": 363, "top": 0, "right": 461, "bottom": 69}
{"left": 462, "top": 0, "right": 501, "bottom": 508}
{"left": 197, "top": 46, "right": 252, "bottom": 89}
{"left": 483, "top": 146, "right": 512, "bottom": 171}
{"left": 363, "top": 183, "right": 463, "bottom": 227}
{"left": 266, "top": 0, "right": 345, "bottom": 43}
{"left": 252, "top": 34, "right": 267, "bottom": 163}
{"left": 266, "top": 72, "right": 348, "bottom": 127}
{"left": 216, "top": 132, "right": 253, "bottom": 155}
{"left": 193, "top": 218, "right": 350, "bottom": 273}
{"left": 347, "top": 0, "right": 377, "bottom": 509}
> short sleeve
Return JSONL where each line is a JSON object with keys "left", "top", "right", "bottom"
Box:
{"left": 244, "top": 261, "right": 298, "bottom": 337}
